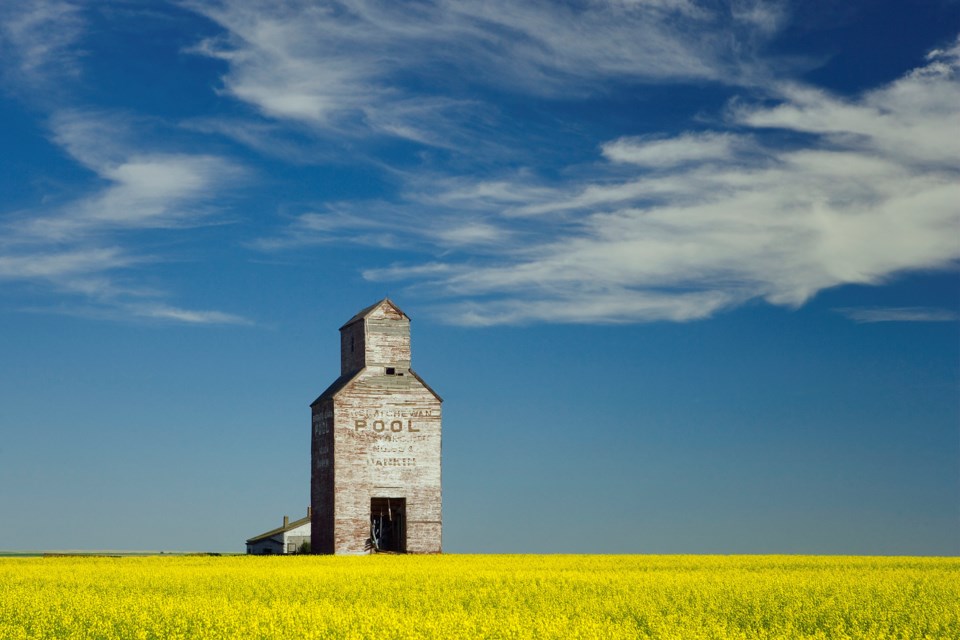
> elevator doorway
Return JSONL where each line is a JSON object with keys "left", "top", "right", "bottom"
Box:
{"left": 370, "top": 497, "right": 406, "bottom": 553}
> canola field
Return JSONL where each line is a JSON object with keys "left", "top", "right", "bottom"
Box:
{"left": 1, "top": 554, "right": 958, "bottom": 639}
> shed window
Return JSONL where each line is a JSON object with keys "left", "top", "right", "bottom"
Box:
{"left": 385, "top": 367, "right": 396, "bottom": 375}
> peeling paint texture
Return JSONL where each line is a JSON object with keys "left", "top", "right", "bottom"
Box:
{"left": 311, "top": 299, "right": 442, "bottom": 554}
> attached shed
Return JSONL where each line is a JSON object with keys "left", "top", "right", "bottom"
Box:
{"left": 246, "top": 508, "right": 312, "bottom": 555}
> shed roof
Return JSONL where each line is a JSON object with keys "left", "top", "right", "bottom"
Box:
{"left": 246, "top": 514, "right": 311, "bottom": 544}
{"left": 339, "top": 297, "right": 407, "bottom": 329}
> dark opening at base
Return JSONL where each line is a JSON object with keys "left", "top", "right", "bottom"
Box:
{"left": 369, "top": 497, "right": 406, "bottom": 553}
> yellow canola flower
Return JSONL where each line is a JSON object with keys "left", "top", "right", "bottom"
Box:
{"left": 0, "top": 555, "right": 957, "bottom": 639}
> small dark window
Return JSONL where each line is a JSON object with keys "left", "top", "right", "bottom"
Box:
{"left": 385, "top": 367, "right": 396, "bottom": 375}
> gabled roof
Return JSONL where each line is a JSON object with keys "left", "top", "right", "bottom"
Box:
{"left": 339, "top": 297, "right": 408, "bottom": 329}
{"left": 310, "top": 370, "right": 362, "bottom": 407}
{"left": 246, "top": 514, "right": 311, "bottom": 544}
{"left": 310, "top": 368, "right": 441, "bottom": 404}
{"left": 409, "top": 368, "right": 443, "bottom": 403}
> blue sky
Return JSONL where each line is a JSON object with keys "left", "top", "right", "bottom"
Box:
{"left": 0, "top": 0, "right": 957, "bottom": 554}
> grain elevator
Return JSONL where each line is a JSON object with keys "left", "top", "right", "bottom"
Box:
{"left": 310, "top": 299, "right": 442, "bottom": 554}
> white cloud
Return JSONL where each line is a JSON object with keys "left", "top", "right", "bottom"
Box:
{"left": 253, "top": 198, "right": 514, "bottom": 252}
{"left": 602, "top": 133, "right": 750, "bottom": 167}
{"left": 411, "top": 178, "right": 559, "bottom": 209}
{"left": 0, "top": 6, "right": 255, "bottom": 328}
{"left": 436, "top": 290, "right": 735, "bottom": 327}
{"left": 181, "top": 117, "right": 329, "bottom": 163}
{"left": 0, "top": 247, "right": 135, "bottom": 279}
{"left": 0, "top": 111, "right": 251, "bottom": 326}
{"left": 735, "top": 39, "right": 960, "bottom": 168}
{"left": 0, "top": 0, "right": 85, "bottom": 87}
{"left": 835, "top": 307, "right": 959, "bottom": 323}
{"left": 264, "top": 37, "right": 960, "bottom": 325}
{"left": 125, "top": 303, "right": 253, "bottom": 325}
{"left": 729, "top": 0, "right": 786, "bottom": 36}
{"left": 184, "top": 0, "right": 778, "bottom": 141}
{"left": 19, "top": 300, "right": 255, "bottom": 325}
{"left": 8, "top": 111, "right": 245, "bottom": 242}
{"left": 431, "top": 222, "right": 508, "bottom": 246}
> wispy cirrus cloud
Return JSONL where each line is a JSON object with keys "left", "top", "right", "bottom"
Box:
{"left": 835, "top": 307, "right": 959, "bottom": 323}
{"left": 123, "top": 303, "right": 252, "bottom": 325}
{"left": 10, "top": 111, "right": 245, "bottom": 243}
{"left": 6, "top": 2, "right": 954, "bottom": 328}
{"left": 601, "top": 132, "right": 755, "bottom": 168}
{"left": 19, "top": 299, "right": 253, "bottom": 326}
{"left": 0, "top": 247, "right": 135, "bottom": 280}
{"left": 184, "top": 0, "right": 782, "bottom": 147}
{"left": 0, "top": 3, "right": 255, "bottom": 326}
{"left": 258, "top": 37, "right": 960, "bottom": 325}
{"left": 0, "top": 110, "right": 251, "bottom": 325}
{"left": 0, "top": 0, "right": 85, "bottom": 89}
